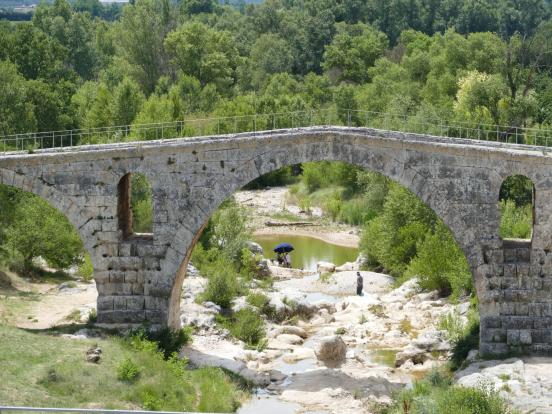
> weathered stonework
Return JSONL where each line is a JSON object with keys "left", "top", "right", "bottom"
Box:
{"left": 1, "top": 126, "right": 552, "bottom": 356}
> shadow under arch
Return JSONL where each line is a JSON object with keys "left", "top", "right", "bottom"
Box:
{"left": 166, "top": 144, "right": 481, "bottom": 328}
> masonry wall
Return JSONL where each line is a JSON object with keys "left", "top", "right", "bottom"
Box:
{"left": 1, "top": 127, "right": 552, "bottom": 355}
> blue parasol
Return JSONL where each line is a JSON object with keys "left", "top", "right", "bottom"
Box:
{"left": 273, "top": 243, "right": 294, "bottom": 253}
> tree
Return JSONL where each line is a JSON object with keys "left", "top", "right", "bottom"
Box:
{"left": 4, "top": 193, "right": 84, "bottom": 271}
{"left": 180, "top": 0, "right": 217, "bottom": 15}
{"left": 0, "top": 61, "right": 36, "bottom": 136}
{"left": 164, "top": 22, "right": 239, "bottom": 92}
{"left": 454, "top": 70, "right": 509, "bottom": 125}
{"left": 111, "top": 77, "right": 145, "bottom": 125}
{"left": 116, "top": 0, "right": 171, "bottom": 94}
{"left": 250, "top": 33, "right": 294, "bottom": 88}
{"left": 322, "top": 22, "right": 388, "bottom": 83}
{"left": 10, "top": 24, "right": 67, "bottom": 80}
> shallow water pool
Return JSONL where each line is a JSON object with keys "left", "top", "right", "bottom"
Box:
{"left": 253, "top": 234, "right": 358, "bottom": 271}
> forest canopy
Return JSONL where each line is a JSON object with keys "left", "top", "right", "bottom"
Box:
{"left": 0, "top": 0, "right": 552, "bottom": 138}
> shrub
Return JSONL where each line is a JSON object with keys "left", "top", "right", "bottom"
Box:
{"left": 323, "top": 196, "right": 342, "bottom": 221}
{"left": 404, "top": 221, "right": 472, "bottom": 298}
{"left": 239, "top": 248, "right": 261, "bottom": 279}
{"left": 220, "top": 308, "right": 265, "bottom": 347}
{"left": 246, "top": 292, "right": 275, "bottom": 318}
{"left": 338, "top": 198, "right": 373, "bottom": 225}
{"left": 77, "top": 253, "right": 94, "bottom": 282}
{"left": 117, "top": 358, "right": 141, "bottom": 383}
{"left": 87, "top": 309, "right": 97, "bottom": 325}
{"left": 200, "top": 257, "right": 239, "bottom": 308}
{"left": 145, "top": 327, "right": 193, "bottom": 359}
{"left": 438, "top": 310, "right": 466, "bottom": 343}
{"left": 386, "top": 369, "right": 516, "bottom": 414}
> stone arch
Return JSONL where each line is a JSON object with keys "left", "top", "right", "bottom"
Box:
{"left": 164, "top": 136, "right": 483, "bottom": 328}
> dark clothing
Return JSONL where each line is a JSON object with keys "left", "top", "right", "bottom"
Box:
{"left": 356, "top": 275, "right": 363, "bottom": 296}
{"left": 356, "top": 286, "right": 363, "bottom": 295}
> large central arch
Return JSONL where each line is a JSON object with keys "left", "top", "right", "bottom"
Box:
{"left": 164, "top": 132, "right": 501, "bottom": 338}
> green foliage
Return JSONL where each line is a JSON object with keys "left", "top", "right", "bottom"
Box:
{"left": 77, "top": 253, "right": 94, "bottom": 282}
{"left": 323, "top": 22, "right": 388, "bottom": 84}
{"left": 0, "top": 324, "right": 244, "bottom": 411}
{"left": 200, "top": 261, "right": 239, "bottom": 309}
{"left": 142, "top": 327, "right": 193, "bottom": 359}
{"left": 384, "top": 369, "right": 516, "bottom": 414}
{"left": 499, "top": 200, "right": 533, "bottom": 239}
{"left": 218, "top": 308, "right": 265, "bottom": 347}
{"left": 117, "top": 358, "right": 141, "bottom": 383}
{"left": 3, "top": 191, "right": 84, "bottom": 271}
{"left": 246, "top": 292, "right": 274, "bottom": 318}
{"left": 131, "top": 173, "right": 153, "bottom": 234}
{"left": 208, "top": 198, "right": 251, "bottom": 263}
{"left": 405, "top": 221, "right": 472, "bottom": 298}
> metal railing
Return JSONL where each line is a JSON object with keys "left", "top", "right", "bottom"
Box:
{"left": 2, "top": 108, "right": 552, "bottom": 154}
{"left": 0, "top": 407, "right": 218, "bottom": 414}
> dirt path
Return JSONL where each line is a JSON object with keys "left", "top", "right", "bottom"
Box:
{"left": 0, "top": 269, "right": 97, "bottom": 329}
{"left": 15, "top": 282, "right": 97, "bottom": 329}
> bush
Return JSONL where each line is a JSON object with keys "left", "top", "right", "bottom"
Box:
{"left": 117, "top": 358, "right": 141, "bottom": 383}
{"left": 219, "top": 308, "right": 266, "bottom": 347}
{"left": 499, "top": 200, "right": 532, "bottom": 239}
{"left": 78, "top": 253, "right": 94, "bottom": 282}
{"left": 404, "top": 221, "right": 471, "bottom": 298}
{"left": 144, "top": 327, "right": 193, "bottom": 359}
{"left": 201, "top": 264, "right": 238, "bottom": 309}
{"left": 385, "top": 369, "right": 516, "bottom": 414}
{"left": 246, "top": 292, "right": 275, "bottom": 318}
{"left": 239, "top": 248, "right": 262, "bottom": 279}
{"left": 338, "top": 197, "right": 373, "bottom": 225}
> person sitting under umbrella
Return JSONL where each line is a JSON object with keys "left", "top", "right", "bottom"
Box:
{"left": 273, "top": 243, "right": 294, "bottom": 268}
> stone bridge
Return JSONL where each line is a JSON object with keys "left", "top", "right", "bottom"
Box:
{"left": 1, "top": 126, "right": 552, "bottom": 356}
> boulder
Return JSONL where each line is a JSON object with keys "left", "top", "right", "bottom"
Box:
{"left": 282, "top": 347, "right": 315, "bottom": 363}
{"left": 412, "top": 331, "right": 451, "bottom": 352}
{"left": 314, "top": 335, "right": 347, "bottom": 362}
{"left": 270, "top": 325, "right": 308, "bottom": 339}
{"left": 202, "top": 301, "right": 222, "bottom": 314}
{"left": 335, "top": 261, "right": 359, "bottom": 272}
{"left": 246, "top": 241, "right": 264, "bottom": 255}
{"left": 85, "top": 347, "right": 102, "bottom": 363}
{"left": 276, "top": 334, "right": 304, "bottom": 345}
{"left": 317, "top": 261, "right": 336, "bottom": 273}
{"left": 257, "top": 259, "right": 271, "bottom": 278}
{"left": 394, "top": 345, "right": 429, "bottom": 367}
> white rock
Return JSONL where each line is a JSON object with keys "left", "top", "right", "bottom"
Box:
{"left": 270, "top": 325, "right": 308, "bottom": 339}
{"left": 282, "top": 347, "right": 315, "bottom": 363}
{"left": 276, "top": 334, "right": 304, "bottom": 345}
{"left": 317, "top": 261, "right": 336, "bottom": 273}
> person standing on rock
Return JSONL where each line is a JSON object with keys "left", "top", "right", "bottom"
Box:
{"left": 356, "top": 272, "right": 363, "bottom": 296}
